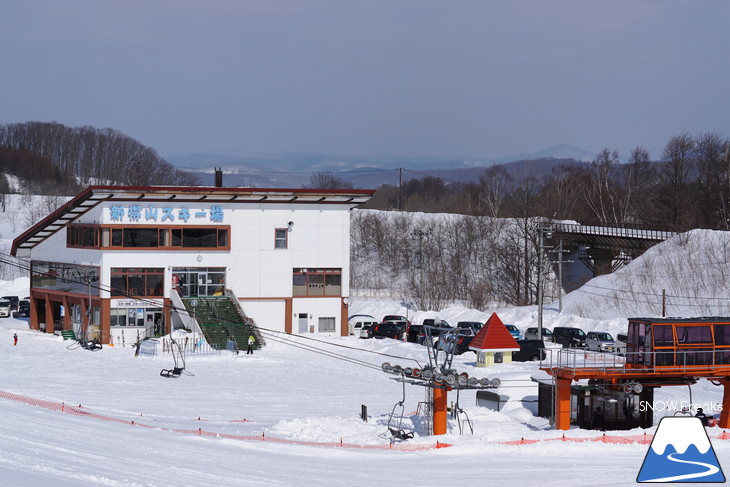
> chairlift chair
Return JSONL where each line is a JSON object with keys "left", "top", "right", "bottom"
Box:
{"left": 160, "top": 338, "right": 186, "bottom": 378}
{"left": 387, "top": 372, "right": 415, "bottom": 441}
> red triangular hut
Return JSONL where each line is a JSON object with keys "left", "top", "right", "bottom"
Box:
{"left": 469, "top": 312, "right": 520, "bottom": 367}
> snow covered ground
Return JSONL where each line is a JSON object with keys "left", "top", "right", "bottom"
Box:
{"left": 1, "top": 301, "right": 729, "bottom": 486}
{"left": 3, "top": 200, "right": 730, "bottom": 485}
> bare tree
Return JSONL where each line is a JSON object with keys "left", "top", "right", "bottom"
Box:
{"left": 583, "top": 148, "right": 628, "bottom": 225}
{"left": 694, "top": 132, "right": 725, "bottom": 228}
{"left": 478, "top": 166, "right": 512, "bottom": 217}
{"left": 304, "top": 171, "right": 354, "bottom": 190}
{"left": 656, "top": 132, "right": 695, "bottom": 231}
{"left": 622, "top": 146, "right": 656, "bottom": 224}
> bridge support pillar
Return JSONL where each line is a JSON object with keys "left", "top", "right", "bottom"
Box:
{"left": 586, "top": 247, "right": 617, "bottom": 277}
{"left": 554, "top": 377, "right": 572, "bottom": 430}
{"left": 719, "top": 379, "right": 730, "bottom": 429}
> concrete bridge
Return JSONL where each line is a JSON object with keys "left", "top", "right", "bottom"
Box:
{"left": 543, "top": 222, "right": 676, "bottom": 290}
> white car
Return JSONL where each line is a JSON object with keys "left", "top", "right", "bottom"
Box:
{"left": 586, "top": 331, "right": 617, "bottom": 353}
{"left": 350, "top": 319, "right": 378, "bottom": 337}
{"left": 0, "top": 300, "right": 11, "bottom": 318}
{"left": 359, "top": 323, "right": 376, "bottom": 339}
{"left": 524, "top": 327, "right": 554, "bottom": 341}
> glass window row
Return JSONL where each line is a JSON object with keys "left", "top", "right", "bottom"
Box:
{"left": 67, "top": 225, "right": 229, "bottom": 250}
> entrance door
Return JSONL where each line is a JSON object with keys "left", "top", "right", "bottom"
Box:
{"left": 188, "top": 273, "right": 199, "bottom": 296}
{"left": 298, "top": 313, "right": 308, "bottom": 334}
{"left": 145, "top": 311, "right": 156, "bottom": 337}
{"left": 71, "top": 304, "right": 82, "bottom": 338}
{"left": 153, "top": 311, "right": 163, "bottom": 336}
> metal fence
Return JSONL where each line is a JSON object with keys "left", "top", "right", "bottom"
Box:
{"left": 159, "top": 336, "right": 221, "bottom": 356}
{"left": 542, "top": 347, "right": 730, "bottom": 375}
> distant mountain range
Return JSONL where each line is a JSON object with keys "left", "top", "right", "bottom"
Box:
{"left": 166, "top": 144, "right": 597, "bottom": 189}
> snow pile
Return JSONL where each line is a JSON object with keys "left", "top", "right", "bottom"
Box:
{"left": 561, "top": 229, "right": 730, "bottom": 320}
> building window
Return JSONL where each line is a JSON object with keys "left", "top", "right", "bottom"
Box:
{"left": 318, "top": 317, "right": 336, "bottom": 333}
{"left": 292, "top": 268, "right": 342, "bottom": 297}
{"left": 172, "top": 267, "right": 226, "bottom": 297}
{"left": 110, "top": 308, "right": 127, "bottom": 327}
{"left": 31, "top": 261, "right": 100, "bottom": 296}
{"left": 66, "top": 226, "right": 100, "bottom": 248}
{"left": 110, "top": 268, "right": 165, "bottom": 297}
{"left": 274, "top": 228, "right": 288, "bottom": 249}
{"left": 68, "top": 224, "right": 230, "bottom": 250}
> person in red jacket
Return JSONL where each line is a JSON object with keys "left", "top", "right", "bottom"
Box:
{"left": 13, "top": 333, "right": 18, "bottom": 346}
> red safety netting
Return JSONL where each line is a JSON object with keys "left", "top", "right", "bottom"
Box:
{"left": 3, "top": 389, "right": 730, "bottom": 450}
{"left": 0, "top": 390, "right": 438, "bottom": 451}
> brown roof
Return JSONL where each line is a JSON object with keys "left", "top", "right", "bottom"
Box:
{"left": 469, "top": 312, "right": 520, "bottom": 351}
{"left": 11, "top": 185, "right": 375, "bottom": 256}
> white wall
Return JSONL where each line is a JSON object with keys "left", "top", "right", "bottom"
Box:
{"left": 25, "top": 199, "right": 353, "bottom": 335}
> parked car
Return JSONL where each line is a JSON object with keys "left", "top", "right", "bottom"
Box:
{"left": 512, "top": 339, "right": 547, "bottom": 362}
{"left": 524, "top": 326, "right": 554, "bottom": 341}
{"left": 382, "top": 315, "right": 411, "bottom": 325}
{"left": 586, "top": 331, "right": 618, "bottom": 353}
{"left": 14, "top": 300, "right": 30, "bottom": 318}
{"left": 457, "top": 321, "right": 483, "bottom": 333}
{"left": 349, "top": 318, "right": 378, "bottom": 336}
{"left": 1, "top": 295, "right": 19, "bottom": 312}
{"left": 422, "top": 318, "right": 451, "bottom": 329}
{"left": 436, "top": 330, "right": 475, "bottom": 355}
{"left": 553, "top": 326, "right": 588, "bottom": 348}
{"left": 0, "top": 299, "right": 11, "bottom": 318}
{"left": 359, "top": 323, "right": 374, "bottom": 339}
{"left": 405, "top": 324, "right": 425, "bottom": 343}
{"left": 504, "top": 324, "right": 522, "bottom": 340}
{"left": 348, "top": 313, "right": 375, "bottom": 322}
{"left": 615, "top": 333, "right": 628, "bottom": 355}
{"left": 370, "top": 321, "right": 407, "bottom": 340}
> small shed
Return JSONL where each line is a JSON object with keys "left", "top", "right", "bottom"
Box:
{"left": 469, "top": 312, "right": 520, "bottom": 367}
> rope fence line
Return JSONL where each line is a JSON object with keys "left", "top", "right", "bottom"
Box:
{"left": 0, "top": 390, "right": 437, "bottom": 451}
{"left": 4, "top": 389, "right": 730, "bottom": 449}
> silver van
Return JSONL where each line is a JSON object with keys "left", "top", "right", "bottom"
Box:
{"left": 0, "top": 300, "right": 11, "bottom": 318}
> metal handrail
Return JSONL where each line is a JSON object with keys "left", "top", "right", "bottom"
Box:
{"left": 542, "top": 347, "right": 730, "bottom": 375}
{"left": 547, "top": 222, "right": 676, "bottom": 241}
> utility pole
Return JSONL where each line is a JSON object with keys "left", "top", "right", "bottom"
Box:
{"left": 398, "top": 168, "right": 403, "bottom": 211}
{"left": 537, "top": 228, "right": 545, "bottom": 340}
{"left": 537, "top": 226, "right": 559, "bottom": 339}
{"left": 549, "top": 240, "right": 572, "bottom": 313}
{"left": 412, "top": 229, "right": 430, "bottom": 303}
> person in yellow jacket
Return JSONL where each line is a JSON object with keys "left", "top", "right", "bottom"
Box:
{"left": 247, "top": 334, "right": 255, "bottom": 355}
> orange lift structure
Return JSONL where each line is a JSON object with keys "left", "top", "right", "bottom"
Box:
{"left": 541, "top": 317, "right": 730, "bottom": 430}
{"left": 381, "top": 324, "right": 500, "bottom": 438}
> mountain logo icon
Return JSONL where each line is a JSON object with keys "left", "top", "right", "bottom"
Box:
{"left": 637, "top": 416, "right": 725, "bottom": 483}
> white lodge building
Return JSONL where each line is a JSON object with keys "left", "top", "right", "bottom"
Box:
{"left": 11, "top": 185, "right": 374, "bottom": 346}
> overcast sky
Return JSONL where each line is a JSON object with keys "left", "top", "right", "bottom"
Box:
{"left": 1, "top": 1, "right": 729, "bottom": 161}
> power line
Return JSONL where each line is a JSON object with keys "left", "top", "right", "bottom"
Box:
{"left": 0, "top": 252, "right": 421, "bottom": 370}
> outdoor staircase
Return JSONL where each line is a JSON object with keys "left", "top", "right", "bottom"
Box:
{"left": 180, "top": 293, "right": 264, "bottom": 352}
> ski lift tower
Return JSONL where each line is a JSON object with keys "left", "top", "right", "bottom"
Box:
{"left": 382, "top": 324, "right": 501, "bottom": 436}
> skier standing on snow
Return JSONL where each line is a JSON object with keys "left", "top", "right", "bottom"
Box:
{"left": 13, "top": 333, "right": 18, "bottom": 346}
{"left": 247, "top": 334, "right": 255, "bottom": 354}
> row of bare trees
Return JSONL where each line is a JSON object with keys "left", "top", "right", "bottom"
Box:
{"left": 364, "top": 132, "right": 730, "bottom": 233}
{"left": 351, "top": 210, "right": 560, "bottom": 311}
{"left": 0, "top": 122, "right": 199, "bottom": 191}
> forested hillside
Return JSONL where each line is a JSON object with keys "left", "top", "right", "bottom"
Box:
{"left": 0, "top": 122, "right": 199, "bottom": 194}
{"left": 364, "top": 133, "right": 730, "bottom": 233}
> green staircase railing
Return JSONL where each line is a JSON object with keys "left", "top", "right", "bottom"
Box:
{"left": 180, "top": 294, "right": 263, "bottom": 352}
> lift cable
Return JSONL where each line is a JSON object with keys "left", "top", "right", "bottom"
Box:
{"left": 0, "top": 253, "right": 420, "bottom": 368}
